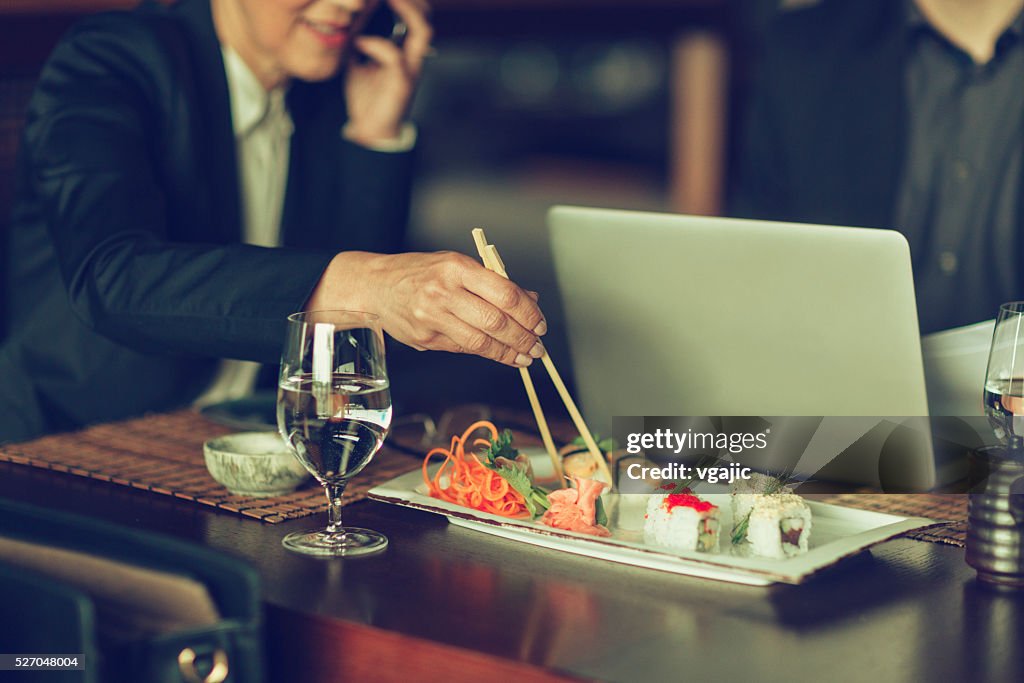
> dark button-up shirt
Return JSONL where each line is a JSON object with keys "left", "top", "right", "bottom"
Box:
{"left": 895, "top": 1, "right": 1024, "bottom": 333}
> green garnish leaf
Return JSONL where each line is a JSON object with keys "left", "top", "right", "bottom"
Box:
{"left": 595, "top": 495, "right": 608, "bottom": 527}
{"left": 731, "top": 511, "right": 751, "bottom": 545}
{"left": 484, "top": 429, "right": 519, "bottom": 465}
{"left": 496, "top": 464, "right": 538, "bottom": 517}
{"left": 530, "top": 488, "right": 550, "bottom": 510}
{"left": 481, "top": 430, "right": 550, "bottom": 518}
{"left": 570, "top": 434, "right": 616, "bottom": 453}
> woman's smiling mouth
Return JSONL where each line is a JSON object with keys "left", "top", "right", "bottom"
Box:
{"left": 301, "top": 18, "right": 350, "bottom": 48}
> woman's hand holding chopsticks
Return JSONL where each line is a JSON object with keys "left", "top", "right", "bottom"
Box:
{"left": 306, "top": 250, "right": 547, "bottom": 367}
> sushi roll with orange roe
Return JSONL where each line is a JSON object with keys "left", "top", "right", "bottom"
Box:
{"left": 644, "top": 492, "right": 720, "bottom": 552}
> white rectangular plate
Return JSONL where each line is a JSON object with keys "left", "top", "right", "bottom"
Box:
{"left": 369, "top": 455, "right": 945, "bottom": 586}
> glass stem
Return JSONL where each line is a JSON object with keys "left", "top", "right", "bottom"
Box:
{"left": 325, "top": 482, "right": 347, "bottom": 534}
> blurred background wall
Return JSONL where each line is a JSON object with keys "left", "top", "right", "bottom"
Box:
{"left": 0, "top": 0, "right": 785, "bottom": 416}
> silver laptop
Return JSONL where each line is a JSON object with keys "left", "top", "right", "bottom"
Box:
{"left": 548, "top": 205, "right": 940, "bottom": 490}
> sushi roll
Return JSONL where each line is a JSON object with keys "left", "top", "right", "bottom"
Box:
{"left": 731, "top": 472, "right": 794, "bottom": 523}
{"left": 739, "top": 493, "right": 812, "bottom": 559}
{"left": 644, "top": 493, "right": 720, "bottom": 552}
{"left": 558, "top": 441, "right": 614, "bottom": 488}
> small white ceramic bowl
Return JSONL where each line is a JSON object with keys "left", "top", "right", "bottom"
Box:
{"left": 203, "top": 432, "right": 310, "bottom": 497}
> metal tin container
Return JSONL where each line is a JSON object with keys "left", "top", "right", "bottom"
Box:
{"left": 967, "top": 446, "right": 1024, "bottom": 588}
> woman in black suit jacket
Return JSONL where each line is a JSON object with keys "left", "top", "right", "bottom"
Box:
{"left": 2, "top": 0, "right": 547, "bottom": 441}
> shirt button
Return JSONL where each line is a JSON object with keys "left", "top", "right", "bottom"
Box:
{"left": 953, "top": 160, "right": 970, "bottom": 181}
{"left": 939, "top": 251, "right": 958, "bottom": 275}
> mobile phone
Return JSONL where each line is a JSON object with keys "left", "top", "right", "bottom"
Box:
{"left": 361, "top": 4, "right": 408, "bottom": 44}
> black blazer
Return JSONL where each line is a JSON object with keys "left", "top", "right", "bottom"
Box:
{"left": 2, "top": 0, "right": 413, "bottom": 441}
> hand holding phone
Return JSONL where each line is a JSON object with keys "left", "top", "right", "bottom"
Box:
{"left": 361, "top": 4, "right": 408, "bottom": 45}
{"left": 345, "top": 0, "right": 432, "bottom": 145}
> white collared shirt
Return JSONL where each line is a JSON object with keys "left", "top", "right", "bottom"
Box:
{"left": 194, "top": 48, "right": 293, "bottom": 407}
{"left": 223, "top": 46, "right": 295, "bottom": 249}
{"left": 195, "top": 48, "right": 415, "bottom": 406}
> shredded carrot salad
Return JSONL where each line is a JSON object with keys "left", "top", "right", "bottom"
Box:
{"left": 422, "top": 421, "right": 530, "bottom": 518}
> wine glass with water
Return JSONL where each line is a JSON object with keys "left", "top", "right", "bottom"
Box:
{"left": 277, "top": 310, "right": 392, "bottom": 556}
{"left": 984, "top": 302, "right": 1024, "bottom": 449}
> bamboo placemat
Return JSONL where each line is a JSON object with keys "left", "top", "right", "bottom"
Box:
{"left": 0, "top": 407, "right": 972, "bottom": 544}
{"left": 0, "top": 409, "right": 420, "bottom": 523}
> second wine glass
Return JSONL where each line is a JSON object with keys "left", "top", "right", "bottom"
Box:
{"left": 984, "top": 302, "right": 1024, "bottom": 449}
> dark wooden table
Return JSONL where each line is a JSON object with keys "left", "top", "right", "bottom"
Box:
{"left": 1, "top": 448, "right": 1022, "bottom": 683}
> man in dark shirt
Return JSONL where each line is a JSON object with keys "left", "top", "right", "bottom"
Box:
{"left": 733, "top": 0, "right": 1024, "bottom": 334}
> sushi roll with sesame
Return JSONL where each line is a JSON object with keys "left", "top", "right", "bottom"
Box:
{"left": 731, "top": 472, "right": 794, "bottom": 524}
{"left": 644, "top": 493, "right": 720, "bottom": 553}
{"left": 735, "top": 493, "right": 812, "bottom": 559}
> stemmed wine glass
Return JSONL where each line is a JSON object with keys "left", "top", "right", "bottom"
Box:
{"left": 984, "top": 302, "right": 1024, "bottom": 449}
{"left": 277, "top": 310, "right": 393, "bottom": 556}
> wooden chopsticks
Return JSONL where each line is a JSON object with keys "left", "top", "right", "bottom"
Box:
{"left": 472, "top": 229, "right": 615, "bottom": 489}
